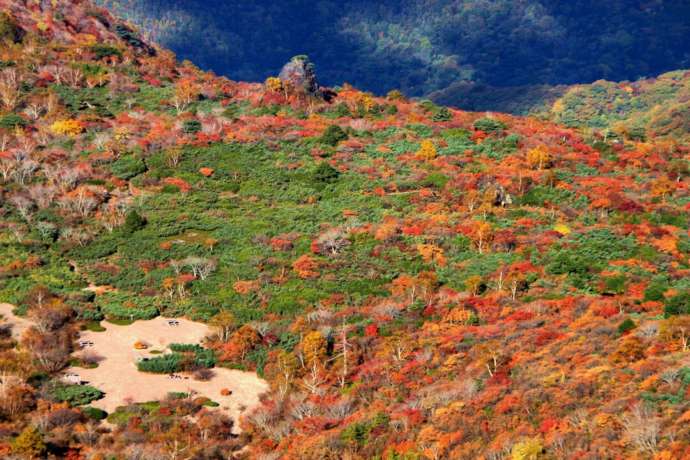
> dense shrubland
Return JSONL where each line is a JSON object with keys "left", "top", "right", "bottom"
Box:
{"left": 0, "top": 1, "right": 688, "bottom": 458}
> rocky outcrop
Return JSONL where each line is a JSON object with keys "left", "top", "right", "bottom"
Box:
{"left": 278, "top": 55, "right": 336, "bottom": 102}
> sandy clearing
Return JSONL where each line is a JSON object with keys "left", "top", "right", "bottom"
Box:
{"left": 82, "top": 284, "right": 117, "bottom": 295}
{"left": 0, "top": 303, "right": 33, "bottom": 339}
{"left": 0, "top": 304, "right": 268, "bottom": 432}
{"left": 68, "top": 316, "right": 269, "bottom": 431}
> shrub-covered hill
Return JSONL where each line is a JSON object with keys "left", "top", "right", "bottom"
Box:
{"left": 97, "top": 0, "right": 690, "bottom": 101}
{"left": 0, "top": 1, "right": 689, "bottom": 459}
{"left": 431, "top": 69, "right": 690, "bottom": 143}
{"left": 539, "top": 70, "right": 690, "bottom": 142}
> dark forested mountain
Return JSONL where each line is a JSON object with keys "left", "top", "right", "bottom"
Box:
{"left": 99, "top": 0, "right": 690, "bottom": 103}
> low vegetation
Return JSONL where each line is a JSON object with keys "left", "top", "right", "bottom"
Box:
{"left": 0, "top": 0, "right": 688, "bottom": 458}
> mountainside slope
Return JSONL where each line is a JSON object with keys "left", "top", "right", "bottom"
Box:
{"left": 0, "top": 1, "right": 688, "bottom": 459}
{"left": 542, "top": 70, "right": 690, "bottom": 141}
{"left": 431, "top": 69, "right": 690, "bottom": 143}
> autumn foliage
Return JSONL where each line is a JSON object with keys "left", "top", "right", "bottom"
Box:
{"left": 0, "top": 1, "right": 688, "bottom": 459}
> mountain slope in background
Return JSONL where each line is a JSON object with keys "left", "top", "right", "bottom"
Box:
{"left": 0, "top": 1, "right": 689, "bottom": 459}
{"left": 431, "top": 69, "right": 690, "bottom": 143}
{"left": 542, "top": 70, "right": 690, "bottom": 141}
{"left": 97, "top": 0, "right": 690, "bottom": 101}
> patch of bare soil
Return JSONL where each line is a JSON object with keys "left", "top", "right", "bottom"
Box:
{"left": 0, "top": 304, "right": 268, "bottom": 432}
{"left": 68, "top": 317, "right": 268, "bottom": 431}
{"left": 0, "top": 303, "right": 33, "bottom": 339}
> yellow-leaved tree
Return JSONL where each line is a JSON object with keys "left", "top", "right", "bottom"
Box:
{"left": 511, "top": 437, "right": 543, "bottom": 460}
{"left": 415, "top": 139, "right": 437, "bottom": 161}
{"left": 301, "top": 330, "right": 327, "bottom": 367}
{"left": 526, "top": 146, "right": 550, "bottom": 170}
{"left": 50, "top": 119, "right": 83, "bottom": 137}
{"left": 265, "top": 76, "right": 283, "bottom": 92}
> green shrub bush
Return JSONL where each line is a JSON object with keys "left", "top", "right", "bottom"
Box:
{"left": 138, "top": 345, "right": 216, "bottom": 373}
{"left": 97, "top": 292, "right": 159, "bottom": 320}
{"left": 137, "top": 353, "right": 182, "bottom": 373}
{"left": 91, "top": 44, "right": 122, "bottom": 60}
{"left": 49, "top": 384, "right": 104, "bottom": 406}
{"left": 312, "top": 162, "right": 340, "bottom": 184}
{"left": 111, "top": 155, "right": 146, "bottom": 179}
{"left": 618, "top": 318, "right": 636, "bottom": 334}
{"left": 600, "top": 274, "right": 626, "bottom": 295}
{"left": 432, "top": 106, "right": 452, "bottom": 121}
{"left": 183, "top": 119, "right": 202, "bottom": 134}
{"left": 665, "top": 292, "right": 690, "bottom": 316}
{"left": 82, "top": 406, "right": 108, "bottom": 420}
{"left": 473, "top": 117, "right": 506, "bottom": 133}
{"left": 0, "top": 113, "right": 27, "bottom": 129}
{"left": 123, "top": 210, "right": 146, "bottom": 233}
{"left": 644, "top": 276, "right": 669, "bottom": 302}
{"left": 320, "top": 125, "right": 348, "bottom": 146}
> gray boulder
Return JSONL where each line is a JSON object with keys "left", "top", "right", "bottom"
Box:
{"left": 279, "top": 55, "right": 319, "bottom": 94}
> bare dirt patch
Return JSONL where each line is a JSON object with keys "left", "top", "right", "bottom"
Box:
{"left": 68, "top": 316, "right": 268, "bottom": 431}
{"left": 0, "top": 303, "right": 33, "bottom": 339}
{"left": 0, "top": 304, "right": 267, "bottom": 431}
{"left": 82, "top": 284, "right": 117, "bottom": 295}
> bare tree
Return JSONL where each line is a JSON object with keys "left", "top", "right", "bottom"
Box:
{"left": 0, "top": 68, "right": 20, "bottom": 110}
{"left": 621, "top": 403, "right": 659, "bottom": 454}
{"left": 59, "top": 188, "right": 100, "bottom": 217}
{"left": 13, "top": 159, "right": 38, "bottom": 185}
{"left": 300, "top": 362, "right": 326, "bottom": 395}
{"left": 74, "top": 422, "right": 100, "bottom": 447}
{"left": 100, "top": 200, "right": 128, "bottom": 232}
{"left": 23, "top": 102, "right": 45, "bottom": 120}
{"left": 93, "top": 132, "right": 111, "bottom": 150}
{"left": 22, "top": 327, "right": 72, "bottom": 373}
{"left": 54, "top": 167, "right": 84, "bottom": 192}
{"left": 0, "top": 132, "right": 10, "bottom": 150}
{"left": 314, "top": 227, "right": 350, "bottom": 256}
{"left": 16, "top": 136, "right": 36, "bottom": 158}
{"left": 0, "top": 372, "right": 31, "bottom": 418}
{"left": 60, "top": 227, "right": 92, "bottom": 246}
{"left": 183, "top": 256, "right": 217, "bottom": 280}
{"left": 166, "top": 146, "right": 183, "bottom": 168}
{"left": 288, "top": 392, "right": 316, "bottom": 420}
{"left": 9, "top": 195, "right": 34, "bottom": 222}
{"left": 65, "top": 67, "right": 83, "bottom": 87}
{"left": 28, "top": 184, "right": 57, "bottom": 209}
{"left": 331, "top": 321, "right": 352, "bottom": 387}
{"left": 0, "top": 158, "right": 15, "bottom": 183}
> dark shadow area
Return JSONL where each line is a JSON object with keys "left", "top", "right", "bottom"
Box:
{"left": 97, "top": 0, "right": 690, "bottom": 112}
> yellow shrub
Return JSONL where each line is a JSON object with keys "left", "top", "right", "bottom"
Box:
{"left": 265, "top": 76, "right": 283, "bottom": 92}
{"left": 50, "top": 119, "right": 83, "bottom": 137}
{"left": 553, "top": 223, "right": 571, "bottom": 235}
{"left": 415, "top": 139, "right": 437, "bottom": 161}
{"left": 358, "top": 94, "right": 375, "bottom": 112}
{"left": 511, "top": 438, "right": 543, "bottom": 460}
{"left": 526, "top": 146, "right": 550, "bottom": 170}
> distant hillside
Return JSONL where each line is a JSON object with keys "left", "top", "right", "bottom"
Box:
{"left": 540, "top": 70, "right": 690, "bottom": 141}
{"left": 97, "top": 0, "right": 690, "bottom": 100}
{"left": 432, "top": 70, "right": 690, "bottom": 142}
